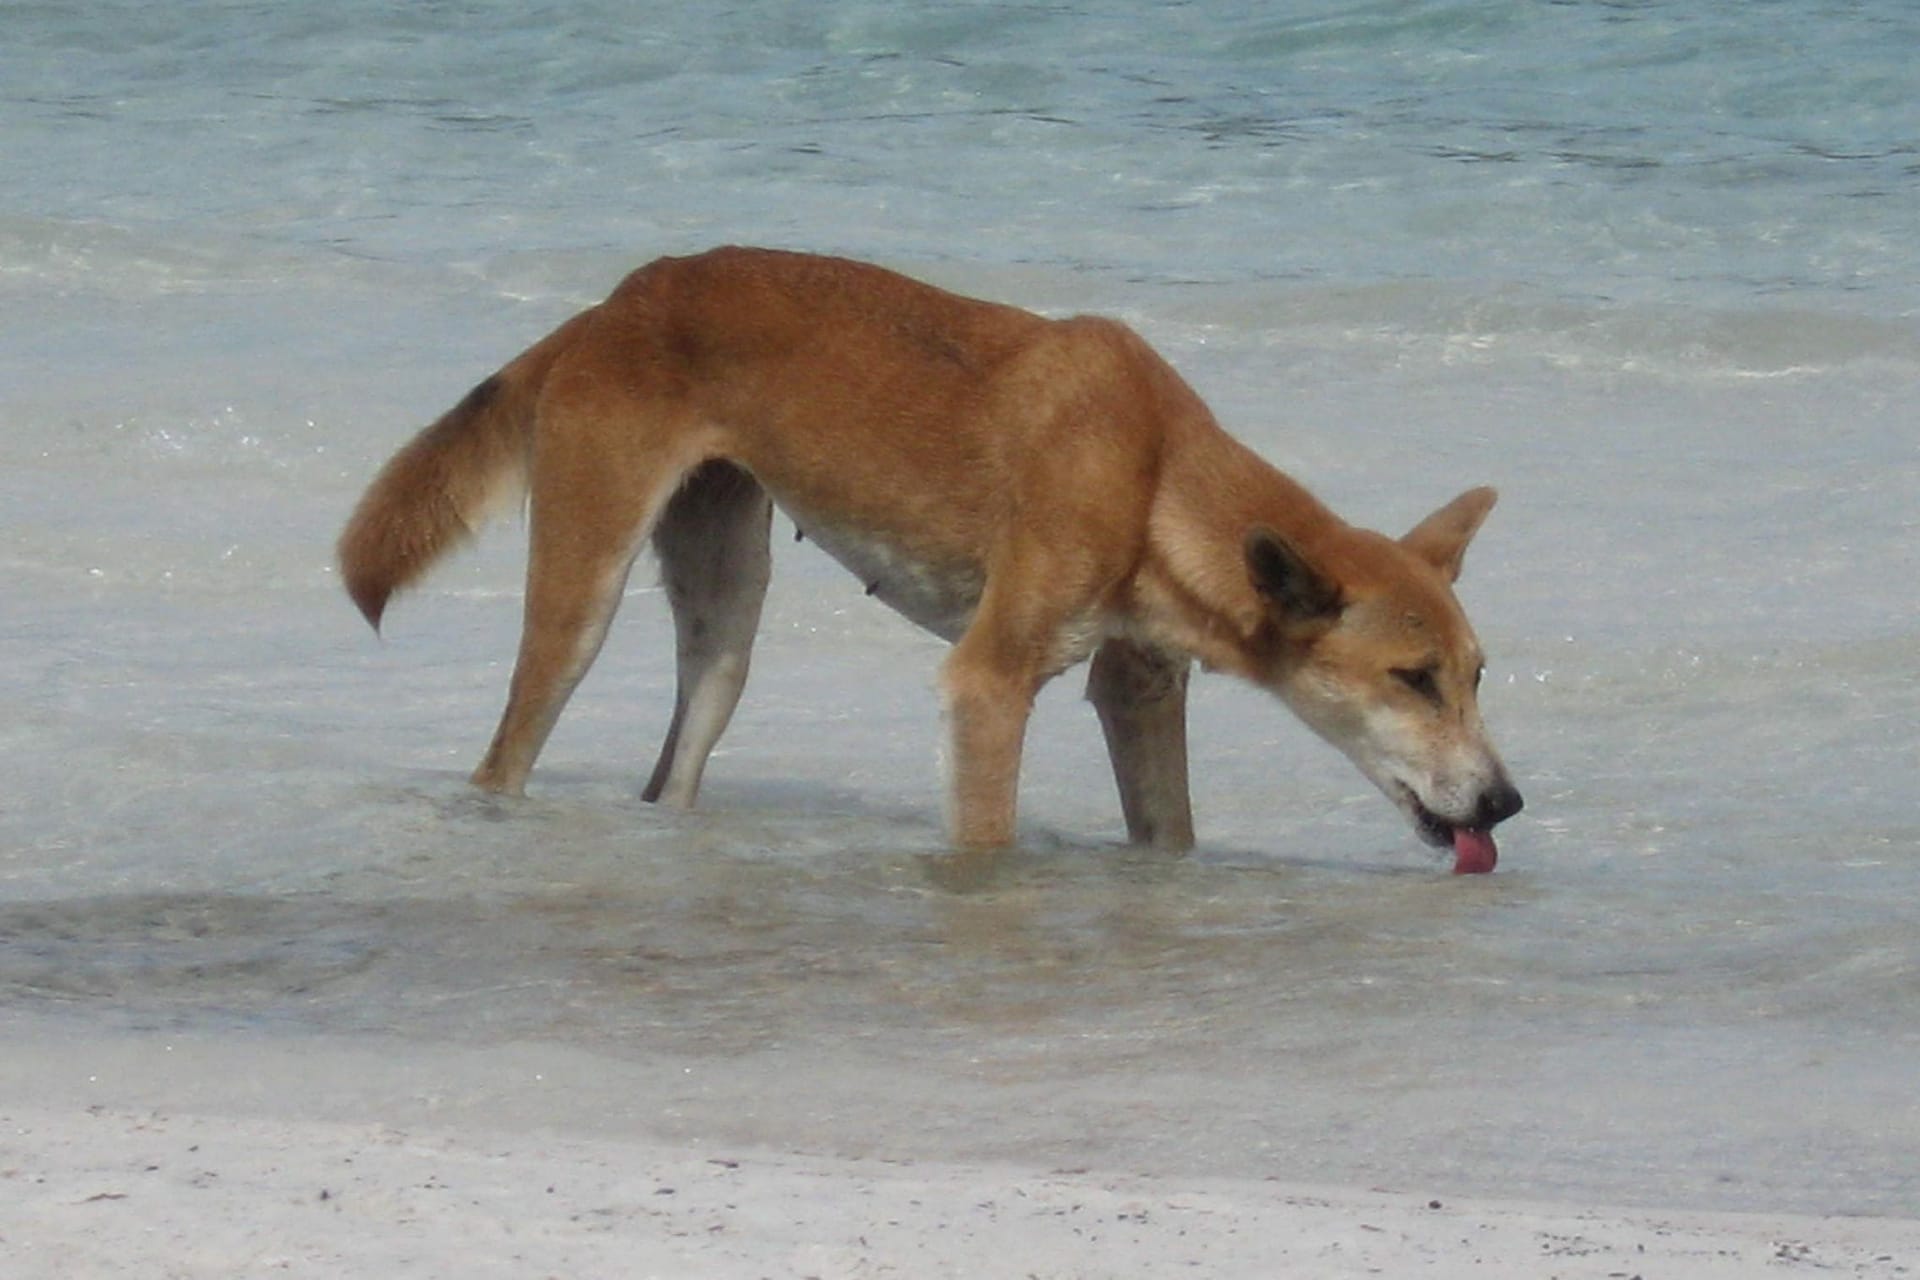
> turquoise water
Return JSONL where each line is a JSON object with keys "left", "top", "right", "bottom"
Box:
{"left": 3, "top": 0, "right": 1917, "bottom": 1216}
{"left": 7, "top": 0, "right": 1918, "bottom": 310}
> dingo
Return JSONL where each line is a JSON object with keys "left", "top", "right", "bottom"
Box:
{"left": 339, "top": 247, "right": 1522, "bottom": 871}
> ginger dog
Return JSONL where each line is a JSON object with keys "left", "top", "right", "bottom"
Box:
{"left": 339, "top": 247, "right": 1523, "bottom": 870}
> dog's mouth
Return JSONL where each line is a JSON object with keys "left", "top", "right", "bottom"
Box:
{"left": 1397, "top": 785, "right": 1499, "bottom": 876}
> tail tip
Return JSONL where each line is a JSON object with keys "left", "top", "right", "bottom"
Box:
{"left": 345, "top": 573, "right": 390, "bottom": 634}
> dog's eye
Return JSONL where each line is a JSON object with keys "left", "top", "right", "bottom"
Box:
{"left": 1392, "top": 666, "right": 1442, "bottom": 704}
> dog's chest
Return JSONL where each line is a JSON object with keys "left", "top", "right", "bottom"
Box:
{"left": 788, "top": 514, "right": 983, "bottom": 642}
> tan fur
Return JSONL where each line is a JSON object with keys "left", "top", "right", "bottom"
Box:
{"left": 339, "top": 246, "right": 1521, "bottom": 853}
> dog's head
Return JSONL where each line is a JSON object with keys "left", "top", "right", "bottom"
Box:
{"left": 1247, "top": 487, "right": 1523, "bottom": 870}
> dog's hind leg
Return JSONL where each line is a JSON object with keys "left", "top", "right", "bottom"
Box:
{"left": 1087, "top": 637, "right": 1195, "bottom": 851}
{"left": 642, "top": 461, "right": 774, "bottom": 807}
{"left": 471, "top": 398, "right": 702, "bottom": 797}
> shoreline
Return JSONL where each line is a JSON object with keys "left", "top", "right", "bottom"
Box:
{"left": 7, "top": 1101, "right": 1916, "bottom": 1279}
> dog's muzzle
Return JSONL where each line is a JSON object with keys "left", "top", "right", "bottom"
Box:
{"left": 1402, "top": 777, "right": 1524, "bottom": 871}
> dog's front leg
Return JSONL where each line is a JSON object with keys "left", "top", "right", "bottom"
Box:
{"left": 940, "top": 659, "right": 1035, "bottom": 849}
{"left": 1086, "top": 638, "right": 1195, "bottom": 851}
{"left": 939, "top": 591, "right": 1056, "bottom": 849}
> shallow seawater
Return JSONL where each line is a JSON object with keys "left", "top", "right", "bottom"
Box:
{"left": 5, "top": 331, "right": 1917, "bottom": 1213}
{"left": 4, "top": 0, "right": 1918, "bottom": 1220}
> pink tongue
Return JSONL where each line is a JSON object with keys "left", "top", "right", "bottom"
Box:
{"left": 1452, "top": 827, "right": 1498, "bottom": 875}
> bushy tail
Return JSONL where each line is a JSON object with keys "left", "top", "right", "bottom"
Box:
{"left": 337, "top": 320, "right": 578, "bottom": 630}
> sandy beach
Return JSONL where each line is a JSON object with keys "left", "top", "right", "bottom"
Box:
{"left": 6, "top": 1026, "right": 1914, "bottom": 1278}
{"left": 6, "top": 1100, "right": 1916, "bottom": 1279}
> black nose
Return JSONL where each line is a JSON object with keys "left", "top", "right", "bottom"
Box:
{"left": 1474, "top": 780, "right": 1525, "bottom": 828}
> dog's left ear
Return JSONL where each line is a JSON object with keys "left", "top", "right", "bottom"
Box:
{"left": 1246, "top": 527, "right": 1344, "bottom": 621}
{"left": 1401, "top": 486, "right": 1498, "bottom": 583}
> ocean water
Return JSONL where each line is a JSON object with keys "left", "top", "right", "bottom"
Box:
{"left": 3, "top": 0, "right": 1917, "bottom": 1217}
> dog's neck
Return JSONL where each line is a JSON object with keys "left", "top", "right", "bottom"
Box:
{"left": 1132, "top": 416, "right": 1345, "bottom": 679}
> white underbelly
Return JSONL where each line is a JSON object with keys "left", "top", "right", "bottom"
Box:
{"left": 787, "top": 513, "right": 983, "bottom": 642}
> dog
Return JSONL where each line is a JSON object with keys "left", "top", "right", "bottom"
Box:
{"left": 339, "top": 247, "right": 1522, "bottom": 871}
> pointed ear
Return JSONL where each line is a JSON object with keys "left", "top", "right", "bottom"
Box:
{"left": 1245, "top": 526, "right": 1343, "bottom": 621}
{"left": 1401, "top": 486, "right": 1498, "bottom": 583}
